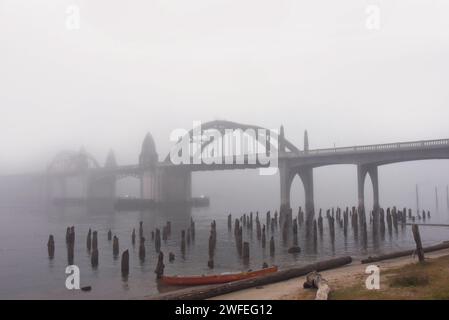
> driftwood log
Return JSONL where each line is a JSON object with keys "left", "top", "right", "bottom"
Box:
{"left": 361, "top": 241, "right": 449, "bottom": 264}
{"left": 303, "top": 271, "right": 331, "bottom": 300}
{"left": 150, "top": 256, "right": 352, "bottom": 300}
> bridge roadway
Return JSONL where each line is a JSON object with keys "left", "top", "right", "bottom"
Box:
{"left": 45, "top": 137, "right": 449, "bottom": 176}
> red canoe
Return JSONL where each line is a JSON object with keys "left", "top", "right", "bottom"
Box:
{"left": 161, "top": 266, "right": 278, "bottom": 286}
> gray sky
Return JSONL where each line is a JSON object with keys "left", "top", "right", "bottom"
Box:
{"left": 1, "top": 1, "right": 449, "bottom": 210}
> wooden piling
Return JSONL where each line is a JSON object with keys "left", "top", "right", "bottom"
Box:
{"left": 108, "top": 230, "right": 112, "bottom": 241}
{"left": 412, "top": 224, "right": 425, "bottom": 263}
{"left": 318, "top": 211, "right": 323, "bottom": 236}
{"left": 91, "top": 248, "right": 99, "bottom": 268}
{"left": 181, "top": 230, "right": 186, "bottom": 255}
{"left": 121, "top": 250, "right": 129, "bottom": 277}
{"left": 270, "top": 236, "right": 275, "bottom": 256}
{"left": 139, "top": 237, "right": 146, "bottom": 261}
{"left": 92, "top": 231, "right": 98, "bottom": 251}
{"left": 155, "top": 228, "right": 161, "bottom": 253}
{"left": 243, "top": 241, "right": 250, "bottom": 262}
{"left": 139, "top": 221, "right": 143, "bottom": 239}
{"left": 262, "top": 225, "right": 266, "bottom": 249}
{"left": 47, "top": 235, "right": 55, "bottom": 259}
{"left": 86, "top": 228, "right": 92, "bottom": 251}
{"left": 155, "top": 252, "right": 165, "bottom": 279}
{"left": 113, "top": 235, "right": 119, "bottom": 257}
{"left": 132, "top": 228, "right": 136, "bottom": 246}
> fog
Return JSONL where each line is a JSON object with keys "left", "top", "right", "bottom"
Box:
{"left": 1, "top": 0, "right": 449, "bottom": 210}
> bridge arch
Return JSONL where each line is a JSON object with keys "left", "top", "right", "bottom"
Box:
{"left": 164, "top": 120, "right": 300, "bottom": 163}
{"left": 47, "top": 149, "right": 101, "bottom": 173}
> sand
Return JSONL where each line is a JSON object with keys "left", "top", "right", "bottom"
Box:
{"left": 209, "top": 248, "right": 449, "bottom": 300}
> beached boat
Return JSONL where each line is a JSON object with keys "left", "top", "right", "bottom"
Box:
{"left": 161, "top": 266, "right": 278, "bottom": 286}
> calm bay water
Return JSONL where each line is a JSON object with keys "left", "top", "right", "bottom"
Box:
{"left": 0, "top": 196, "right": 448, "bottom": 299}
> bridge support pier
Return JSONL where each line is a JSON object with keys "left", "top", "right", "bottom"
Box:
{"left": 141, "top": 167, "right": 191, "bottom": 203}
{"left": 279, "top": 163, "right": 294, "bottom": 210}
{"left": 298, "top": 166, "right": 315, "bottom": 222}
{"left": 357, "top": 164, "right": 380, "bottom": 215}
{"left": 280, "top": 163, "right": 315, "bottom": 230}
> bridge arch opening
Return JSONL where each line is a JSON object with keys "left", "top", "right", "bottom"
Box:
{"left": 313, "top": 165, "right": 357, "bottom": 210}
{"left": 289, "top": 174, "right": 305, "bottom": 212}
{"left": 191, "top": 169, "right": 279, "bottom": 212}
{"left": 116, "top": 176, "right": 140, "bottom": 198}
{"left": 377, "top": 160, "right": 449, "bottom": 215}
{"left": 364, "top": 173, "right": 374, "bottom": 214}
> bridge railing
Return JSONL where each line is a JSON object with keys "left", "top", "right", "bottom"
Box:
{"left": 304, "top": 138, "right": 449, "bottom": 155}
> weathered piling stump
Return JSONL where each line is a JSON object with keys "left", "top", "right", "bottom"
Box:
{"left": 113, "top": 235, "right": 119, "bottom": 257}
{"left": 181, "top": 230, "right": 186, "bottom": 255}
{"left": 243, "top": 241, "right": 250, "bottom": 263}
{"left": 139, "top": 237, "right": 146, "bottom": 261}
{"left": 262, "top": 225, "right": 266, "bottom": 249}
{"left": 162, "top": 226, "right": 168, "bottom": 241}
{"left": 190, "top": 219, "right": 195, "bottom": 241}
{"left": 392, "top": 207, "right": 398, "bottom": 231}
{"left": 250, "top": 212, "right": 253, "bottom": 230}
{"left": 256, "top": 219, "right": 261, "bottom": 240}
{"left": 292, "top": 219, "right": 298, "bottom": 246}
{"left": 274, "top": 210, "right": 278, "bottom": 228}
{"left": 298, "top": 207, "right": 304, "bottom": 226}
{"left": 65, "top": 227, "right": 70, "bottom": 244}
{"left": 47, "top": 235, "right": 55, "bottom": 259}
{"left": 412, "top": 224, "right": 425, "bottom": 263}
{"left": 155, "top": 252, "right": 165, "bottom": 279}
{"left": 343, "top": 210, "right": 348, "bottom": 236}
{"left": 208, "top": 259, "right": 214, "bottom": 269}
{"left": 167, "top": 221, "right": 172, "bottom": 235}
{"left": 266, "top": 211, "right": 271, "bottom": 231}
{"left": 270, "top": 236, "right": 275, "bottom": 256}
{"left": 155, "top": 228, "right": 161, "bottom": 253}
{"left": 169, "top": 252, "right": 175, "bottom": 263}
{"left": 92, "top": 231, "right": 98, "bottom": 251}
{"left": 187, "top": 228, "right": 191, "bottom": 245}
{"left": 121, "top": 250, "right": 129, "bottom": 277}
{"left": 139, "top": 221, "right": 143, "bottom": 239}
{"left": 131, "top": 228, "right": 136, "bottom": 246}
{"left": 108, "top": 230, "right": 112, "bottom": 241}
{"left": 288, "top": 246, "right": 301, "bottom": 254}
{"left": 234, "top": 219, "right": 240, "bottom": 237}
{"left": 236, "top": 226, "right": 243, "bottom": 255}
{"left": 328, "top": 215, "right": 335, "bottom": 242}
{"left": 380, "top": 209, "right": 386, "bottom": 236}
{"left": 86, "top": 228, "right": 92, "bottom": 251}
{"left": 318, "top": 211, "right": 323, "bottom": 237}
{"left": 91, "top": 248, "right": 99, "bottom": 268}
{"left": 313, "top": 219, "right": 318, "bottom": 249}
{"left": 228, "top": 214, "right": 232, "bottom": 231}
{"left": 386, "top": 209, "right": 393, "bottom": 234}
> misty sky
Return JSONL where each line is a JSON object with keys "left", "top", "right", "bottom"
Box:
{"left": 1, "top": 1, "right": 449, "bottom": 210}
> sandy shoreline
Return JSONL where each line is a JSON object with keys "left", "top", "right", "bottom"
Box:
{"left": 208, "top": 248, "right": 449, "bottom": 300}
